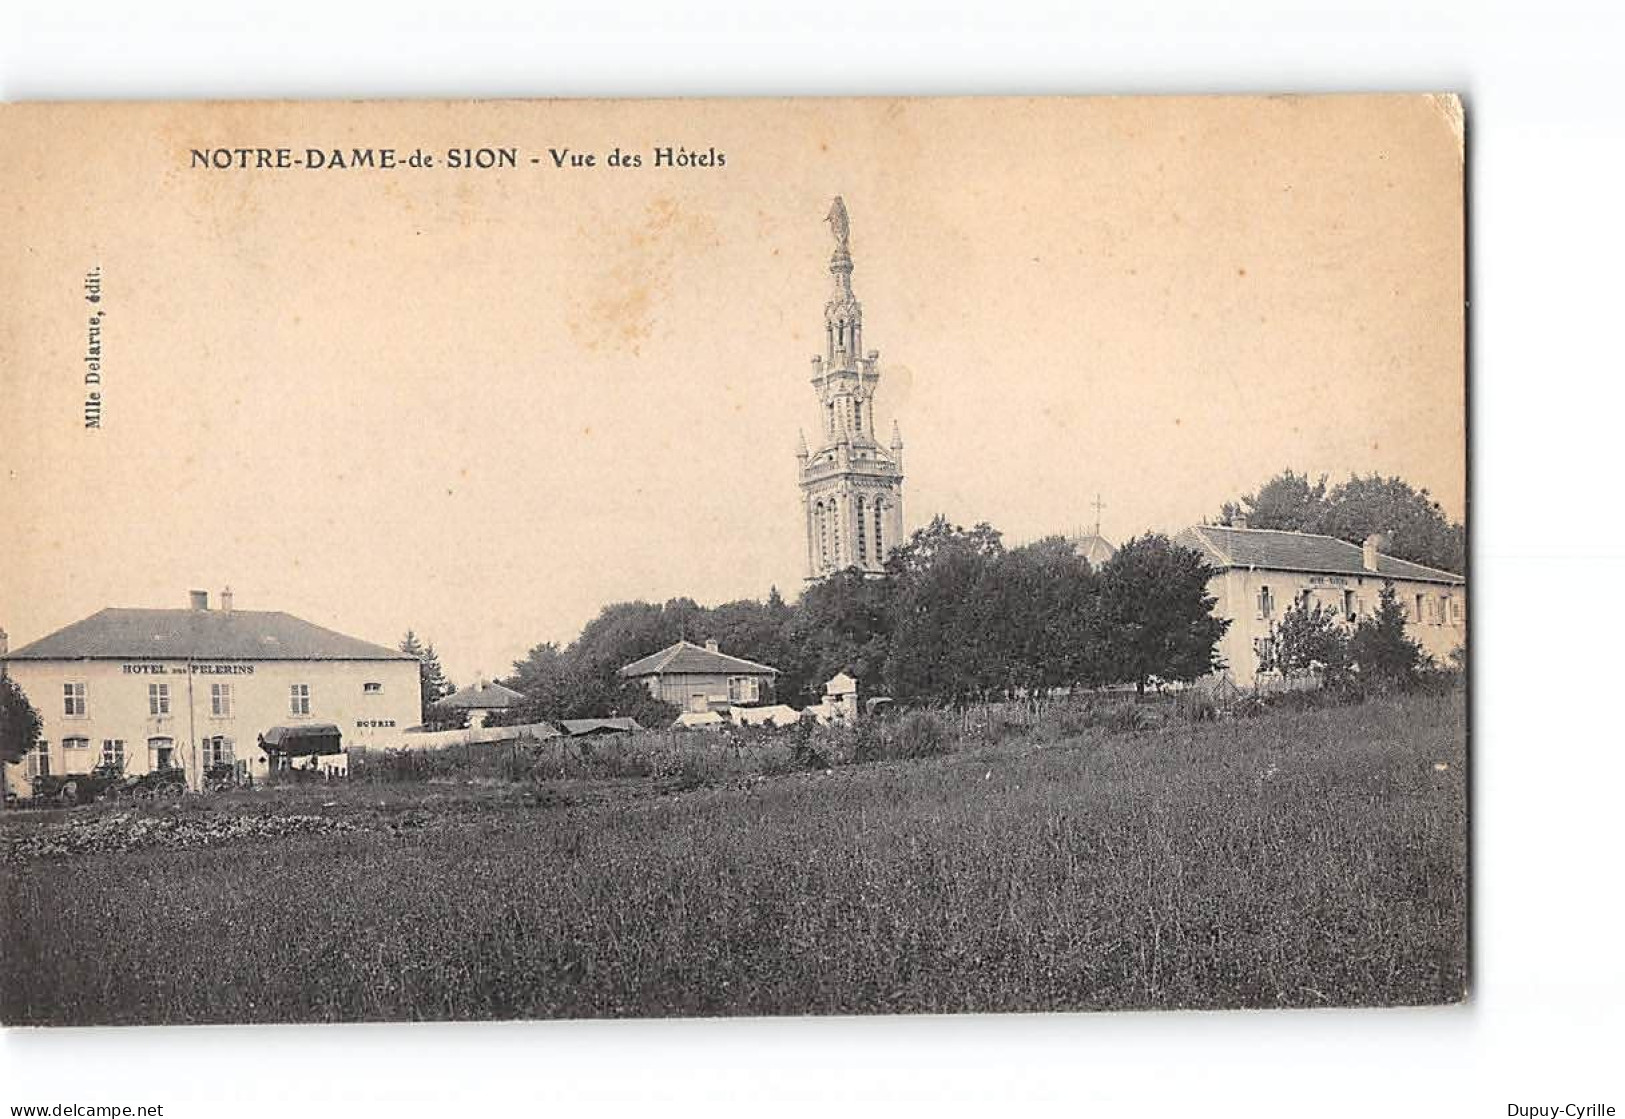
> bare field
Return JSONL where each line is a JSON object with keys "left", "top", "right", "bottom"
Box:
{"left": 0, "top": 692, "right": 1467, "bottom": 1025}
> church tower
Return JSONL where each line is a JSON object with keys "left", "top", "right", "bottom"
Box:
{"left": 798, "top": 197, "right": 905, "bottom": 580}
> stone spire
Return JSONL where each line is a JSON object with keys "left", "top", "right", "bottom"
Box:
{"left": 823, "top": 195, "right": 863, "bottom": 368}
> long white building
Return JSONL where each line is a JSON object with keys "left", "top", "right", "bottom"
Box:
{"left": 2, "top": 589, "right": 420, "bottom": 792}
{"left": 1174, "top": 524, "right": 1467, "bottom": 683}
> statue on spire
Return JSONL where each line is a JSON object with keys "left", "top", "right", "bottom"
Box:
{"left": 826, "top": 196, "right": 850, "bottom": 253}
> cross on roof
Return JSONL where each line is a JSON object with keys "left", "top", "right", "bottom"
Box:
{"left": 1091, "top": 493, "right": 1106, "bottom": 536}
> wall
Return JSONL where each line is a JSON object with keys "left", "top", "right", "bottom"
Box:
{"left": 3, "top": 656, "right": 420, "bottom": 793}
{"left": 640, "top": 671, "right": 774, "bottom": 712}
{"left": 1209, "top": 567, "right": 1467, "bottom": 682}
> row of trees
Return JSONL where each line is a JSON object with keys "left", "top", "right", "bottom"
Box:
{"left": 494, "top": 516, "right": 1231, "bottom": 723}
{"left": 1218, "top": 470, "right": 1465, "bottom": 574}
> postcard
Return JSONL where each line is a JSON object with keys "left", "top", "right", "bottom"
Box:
{"left": 0, "top": 94, "right": 1466, "bottom": 1025}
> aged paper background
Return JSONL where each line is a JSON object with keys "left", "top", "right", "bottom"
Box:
{"left": 0, "top": 96, "right": 1463, "bottom": 683}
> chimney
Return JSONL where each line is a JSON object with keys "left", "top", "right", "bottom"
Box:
{"left": 1362, "top": 533, "right": 1386, "bottom": 572}
{"left": 220, "top": 586, "right": 234, "bottom": 612}
{"left": 705, "top": 639, "right": 720, "bottom": 654}
{"left": 189, "top": 590, "right": 209, "bottom": 611}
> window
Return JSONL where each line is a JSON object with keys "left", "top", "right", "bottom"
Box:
{"left": 63, "top": 736, "right": 90, "bottom": 752}
{"left": 27, "top": 741, "right": 50, "bottom": 778}
{"left": 873, "top": 499, "right": 884, "bottom": 559}
{"left": 211, "top": 682, "right": 233, "bottom": 717}
{"left": 1343, "top": 589, "right": 1356, "bottom": 622}
{"left": 728, "top": 676, "right": 760, "bottom": 704}
{"left": 1413, "top": 594, "right": 1424, "bottom": 624}
{"left": 363, "top": 682, "right": 383, "bottom": 695}
{"left": 290, "top": 683, "right": 311, "bottom": 716}
{"left": 1253, "top": 636, "right": 1277, "bottom": 672}
{"left": 202, "top": 736, "right": 235, "bottom": 769}
{"left": 148, "top": 682, "right": 171, "bottom": 716}
{"left": 63, "top": 682, "right": 86, "bottom": 717}
{"left": 101, "top": 739, "right": 125, "bottom": 770}
{"left": 856, "top": 496, "right": 867, "bottom": 562}
{"left": 1257, "top": 585, "right": 1274, "bottom": 619}
{"left": 1435, "top": 595, "right": 1447, "bottom": 625}
{"left": 1451, "top": 596, "right": 1465, "bottom": 625}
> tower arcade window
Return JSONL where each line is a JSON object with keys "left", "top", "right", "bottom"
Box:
{"left": 873, "top": 500, "right": 884, "bottom": 559}
{"left": 856, "top": 496, "right": 867, "bottom": 562}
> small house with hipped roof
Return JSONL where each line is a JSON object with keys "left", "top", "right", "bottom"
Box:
{"left": 432, "top": 678, "right": 526, "bottom": 728}
{"left": 618, "top": 639, "right": 779, "bottom": 714}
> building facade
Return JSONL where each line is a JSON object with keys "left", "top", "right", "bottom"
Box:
{"left": 1175, "top": 525, "right": 1467, "bottom": 683}
{"left": 619, "top": 639, "right": 779, "bottom": 713}
{"left": 798, "top": 196, "right": 906, "bottom": 580}
{"left": 2, "top": 590, "right": 421, "bottom": 792}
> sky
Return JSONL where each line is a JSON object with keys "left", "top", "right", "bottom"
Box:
{"left": 0, "top": 95, "right": 1465, "bottom": 686}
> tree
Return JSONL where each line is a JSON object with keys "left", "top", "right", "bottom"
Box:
{"left": 980, "top": 537, "right": 1099, "bottom": 696}
{"left": 1, "top": 674, "right": 43, "bottom": 806}
{"left": 399, "top": 630, "right": 454, "bottom": 717}
{"left": 1220, "top": 469, "right": 1329, "bottom": 532}
{"left": 883, "top": 518, "right": 1005, "bottom": 703}
{"left": 1219, "top": 470, "right": 1464, "bottom": 574}
{"left": 1267, "top": 599, "right": 1352, "bottom": 682}
{"left": 1349, "top": 582, "right": 1424, "bottom": 690}
{"left": 1094, "top": 534, "right": 1229, "bottom": 694}
{"left": 785, "top": 569, "right": 895, "bottom": 703}
{"left": 1315, "top": 474, "right": 1465, "bottom": 575}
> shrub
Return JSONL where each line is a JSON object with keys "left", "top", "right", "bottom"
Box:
{"left": 891, "top": 709, "right": 953, "bottom": 759}
{"left": 1350, "top": 583, "right": 1425, "bottom": 692}
{"left": 1106, "top": 703, "right": 1156, "bottom": 734}
{"left": 1173, "top": 690, "right": 1219, "bottom": 723}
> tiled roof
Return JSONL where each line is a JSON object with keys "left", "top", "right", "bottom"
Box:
{"left": 618, "top": 640, "right": 779, "bottom": 679}
{"left": 1175, "top": 525, "right": 1465, "bottom": 585}
{"left": 434, "top": 680, "right": 526, "bottom": 710}
{"left": 4, "top": 607, "right": 415, "bottom": 662}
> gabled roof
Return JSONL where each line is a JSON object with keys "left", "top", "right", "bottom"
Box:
{"left": 617, "top": 640, "right": 779, "bottom": 679}
{"left": 560, "top": 717, "right": 644, "bottom": 736}
{"left": 433, "top": 680, "right": 526, "bottom": 710}
{"left": 1175, "top": 525, "right": 1465, "bottom": 585}
{"left": 3, "top": 607, "right": 415, "bottom": 662}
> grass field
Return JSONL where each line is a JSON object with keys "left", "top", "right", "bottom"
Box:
{"left": 0, "top": 691, "right": 1467, "bottom": 1025}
